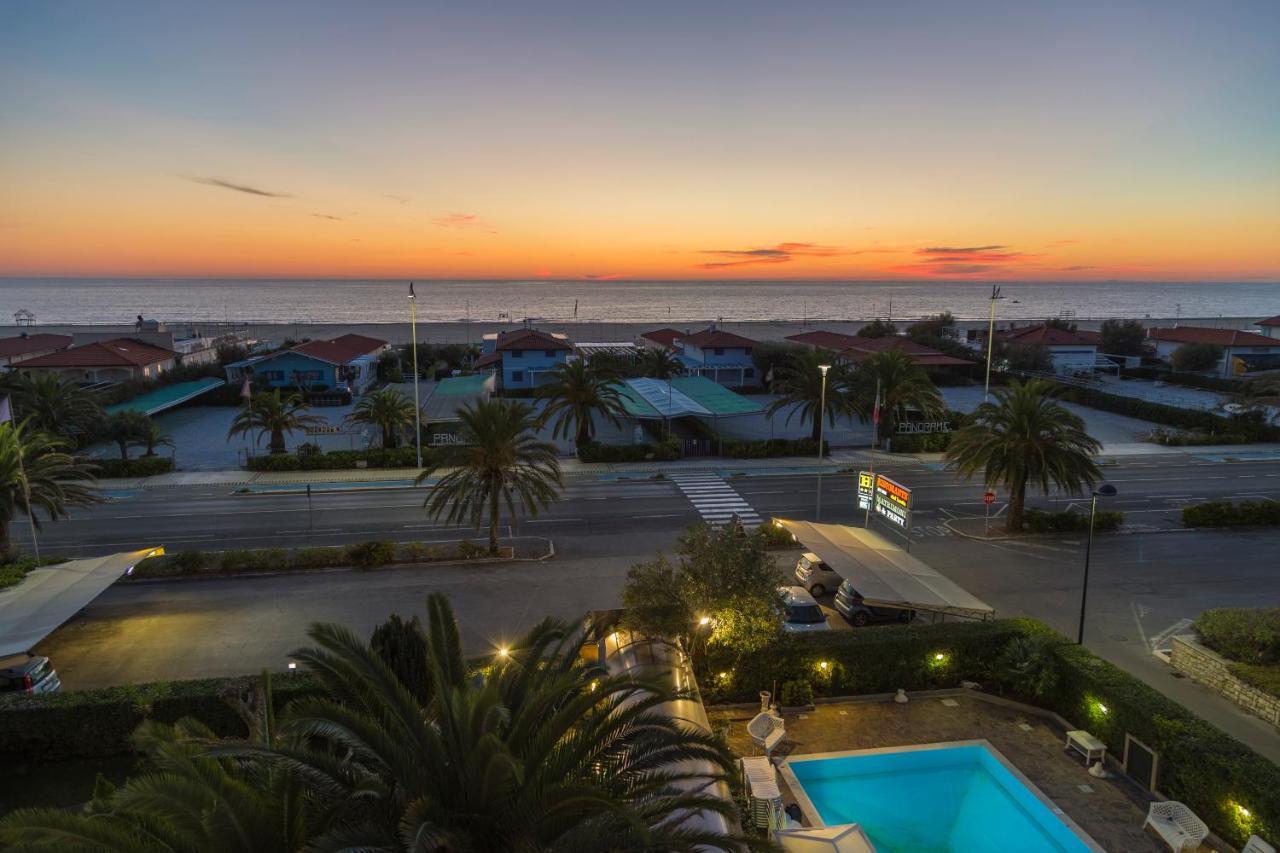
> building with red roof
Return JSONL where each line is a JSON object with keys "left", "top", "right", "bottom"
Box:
{"left": 0, "top": 333, "right": 72, "bottom": 369}
{"left": 991, "top": 324, "right": 1102, "bottom": 375}
{"left": 1256, "top": 315, "right": 1280, "bottom": 339}
{"left": 477, "top": 327, "right": 573, "bottom": 390}
{"left": 1147, "top": 326, "right": 1280, "bottom": 374}
{"left": 223, "top": 333, "right": 388, "bottom": 400}
{"left": 10, "top": 338, "right": 178, "bottom": 382}
{"left": 787, "top": 330, "right": 972, "bottom": 369}
{"left": 635, "top": 324, "right": 759, "bottom": 387}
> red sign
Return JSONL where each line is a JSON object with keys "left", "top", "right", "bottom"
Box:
{"left": 983, "top": 491, "right": 996, "bottom": 505}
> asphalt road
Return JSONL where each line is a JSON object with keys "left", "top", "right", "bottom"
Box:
{"left": 18, "top": 454, "right": 1280, "bottom": 759}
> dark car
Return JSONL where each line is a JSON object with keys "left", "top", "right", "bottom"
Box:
{"left": 833, "top": 580, "right": 915, "bottom": 627}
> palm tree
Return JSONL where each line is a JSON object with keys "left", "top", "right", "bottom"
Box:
{"left": 100, "top": 410, "right": 151, "bottom": 460}
{"left": 232, "top": 594, "right": 755, "bottom": 851}
{"left": 637, "top": 347, "right": 684, "bottom": 379}
{"left": 139, "top": 418, "right": 175, "bottom": 458}
{"left": 766, "top": 347, "right": 855, "bottom": 442}
{"left": 227, "top": 389, "right": 324, "bottom": 454}
{"left": 855, "top": 348, "right": 945, "bottom": 444}
{"left": 0, "top": 680, "right": 336, "bottom": 851}
{"left": 945, "top": 379, "right": 1102, "bottom": 531}
{"left": 346, "top": 387, "right": 417, "bottom": 449}
{"left": 2, "top": 372, "right": 103, "bottom": 438}
{"left": 0, "top": 421, "right": 100, "bottom": 556}
{"left": 417, "top": 399, "right": 561, "bottom": 555}
{"left": 537, "top": 358, "right": 628, "bottom": 446}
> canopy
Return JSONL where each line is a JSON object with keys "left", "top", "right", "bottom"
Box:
{"left": 0, "top": 548, "right": 164, "bottom": 656}
{"left": 615, "top": 375, "right": 762, "bottom": 419}
{"left": 105, "top": 377, "right": 226, "bottom": 416}
{"left": 776, "top": 824, "right": 876, "bottom": 853}
{"left": 774, "top": 519, "right": 994, "bottom": 620}
{"left": 421, "top": 374, "right": 493, "bottom": 423}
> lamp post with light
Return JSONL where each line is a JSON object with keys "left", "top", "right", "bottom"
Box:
{"left": 1077, "top": 483, "right": 1117, "bottom": 645}
{"left": 816, "top": 364, "right": 831, "bottom": 521}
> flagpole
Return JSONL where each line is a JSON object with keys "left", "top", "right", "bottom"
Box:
{"left": 409, "top": 283, "right": 423, "bottom": 469}
{"left": 865, "top": 378, "right": 880, "bottom": 529}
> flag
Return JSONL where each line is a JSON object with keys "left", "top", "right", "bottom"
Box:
{"left": 409, "top": 281, "right": 415, "bottom": 298}
{"left": 0, "top": 393, "right": 11, "bottom": 425}
{"left": 240, "top": 376, "right": 252, "bottom": 398}
{"left": 871, "top": 390, "right": 881, "bottom": 428}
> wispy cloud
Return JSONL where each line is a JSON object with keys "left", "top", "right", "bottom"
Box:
{"left": 432, "top": 212, "right": 496, "bottom": 234}
{"left": 886, "top": 242, "right": 1040, "bottom": 276}
{"left": 1045, "top": 238, "right": 1081, "bottom": 248}
{"left": 186, "top": 176, "right": 292, "bottom": 198}
{"left": 1060, "top": 265, "right": 1096, "bottom": 271}
{"left": 584, "top": 273, "right": 625, "bottom": 280}
{"left": 696, "top": 242, "right": 843, "bottom": 269}
{"left": 311, "top": 213, "right": 345, "bottom": 221}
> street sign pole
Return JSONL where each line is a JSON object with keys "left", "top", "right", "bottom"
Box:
{"left": 983, "top": 490, "right": 996, "bottom": 538}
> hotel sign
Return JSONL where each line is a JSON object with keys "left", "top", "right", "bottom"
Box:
{"left": 896, "top": 420, "right": 953, "bottom": 434}
{"left": 857, "top": 471, "right": 913, "bottom": 531}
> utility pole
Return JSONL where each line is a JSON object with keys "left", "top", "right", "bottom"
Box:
{"left": 816, "top": 364, "right": 830, "bottom": 521}
{"left": 983, "top": 284, "right": 1004, "bottom": 402}
{"left": 409, "top": 283, "right": 423, "bottom": 469}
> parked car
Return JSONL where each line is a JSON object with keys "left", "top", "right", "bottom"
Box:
{"left": 779, "top": 586, "right": 831, "bottom": 633}
{"left": 0, "top": 652, "right": 61, "bottom": 694}
{"left": 833, "top": 580, "right": 915, "bottom": 627}
{"left": 794, "top": 552, "right": 841, "bottom": 597}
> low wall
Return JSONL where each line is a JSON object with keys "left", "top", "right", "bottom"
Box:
{"left": 1170, "top": 635, "right": 1280, "bottom": 727}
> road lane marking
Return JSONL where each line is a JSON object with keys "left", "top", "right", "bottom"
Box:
{"left": 669, "top": 473, "right": 762, "bottom": 526}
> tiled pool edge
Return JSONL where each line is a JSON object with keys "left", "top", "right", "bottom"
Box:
{"left": 778, "top": 738, "right": 1107, "bottom": 853}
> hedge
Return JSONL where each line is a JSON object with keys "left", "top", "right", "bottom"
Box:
{"left": 245, "top": 446, "right": 425, "bottom": 471}
{"left": 1182, "top": 499, "right": 1280, "bottom": 529}
{"left": 1123, "top": 367, "right": 1243, "bottom": 393}
{"left": 133, "top": 539, "right": 487, "bottom": 579}
{"left": 1057, "top": 385, "right": 1280, "bottom": 441}
{"left": 704, "top": 617, "right": 1280, "bottom": 847}
{"left": 1194, "top": 607, "right": 1280, "bottom": 665}
{"left": 887, "top": 432, "right": 952, "bottom": 453}
{"left": 0, "top": 673, "right": 323, "bottom": 761}
{"left": 718, "top": 437, "right": 824, "bottom": 459}
{"left": 1152, "top": 428, "right": 1255, "bottom": 447}
{"left": 1023, "top": 507, "right": 1123, "bottom": 533}
{"left": 577, "top": 439, "right": 682, "bottom": 463}
{"left": 89, "top": 457, "right": 176, "bottom": 477}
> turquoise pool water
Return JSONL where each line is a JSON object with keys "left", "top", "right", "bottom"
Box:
{"left": 787, "top": 743, "right": 1095, "bottom": 853}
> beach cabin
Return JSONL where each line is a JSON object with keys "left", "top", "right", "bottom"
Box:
{"left": 1256, "top": 315, "right": 1280, "bottom": 339}
{"left": 786, "top": 330, "right": 972, "bottom": 373}
{"left": 224, "top": 333, "right": 387, "bottom": 402}
{"left": 0, "top": 333, "right": 72, "bottom": 370}
{"left": 996, "top": 324, "right": 1101, "bottom": 375}
{"left": 637, "top": 325, "right": 757, "bottom": 387}
{"left": 10, "top": 337, "right": 178, "bottom": 383}
{"left": 475, "top": 328, "right": 573, "bottom": 391}
{"left": 1147, "top": 326, "right": 1280, "bottom": 376}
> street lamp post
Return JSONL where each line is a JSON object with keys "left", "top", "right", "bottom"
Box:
{"left": 816, "top": 364, "right": 831, "bottom": 521}
{"left": 983, "top": 284, "right": 1004, "bottom": 402}
{"left": 1077, "top": 483, "right": 1117, "bottom": 645}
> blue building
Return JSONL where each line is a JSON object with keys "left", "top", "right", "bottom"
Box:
{"left": 639, "top": 325, "right": 758, "bottom": 387}
{"left": 225, "top": 333, "right": 387, "bottom": 402}
{"left": 475, "top": 328, "right": 573, "bottom": 391}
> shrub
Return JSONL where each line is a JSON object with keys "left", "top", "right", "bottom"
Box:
{"left": 754, "top": 522, "right": 796, "bottom": 549}
{"left": 1123, "top": 367, "right": 1242, "bottom": 393}
{"left": 992, "top": 635, "right": 1060, "bottom": 700}
{"left": 1056, "top": 385, "right": 1280, "bottom": 441}
{"left": 370, "top": 613, "right": 432, "bottom": 703}
{"left": 718, "top": 437, "right": 825, "bottom": 459}
{"left": 90, "top": 457, "right": 175, "bottom": 477}
{"left": 1194, "top": 608, "right": 1280, "bottom": 665}
{"left": 245, "top": 446, "right": 424, "bottom": 471}
{"left": 1151, "top": 428, "right": 1254, "bottom": 446}
{"left": 887, "top": 432, "right": 952, "bottom": 453}
{"left": 1183, "top": 499, "right": 1280, "bottom": 528}
{"left": 577, "top": 439, "right": 681, "bottom": 463}
{"left": 1228, "top": 662, "right": 1280, "bottom": 698}
{"left": 1170, "top": 342, "right": 1223, "bottom": 372}
{"left": 346, "top": 539, "right": 396, "bottom": 570}
{"left": 457, "top": 540, "right": 482, "bottom": 559}
{"left": 779, "top": 679, "right": 813, "bottom": 707}
{"left": 1023, "top": 508, "right": 1123, "bottom": 533}
{"left": 290, "top": 546, "right": 345, "bottom": 569}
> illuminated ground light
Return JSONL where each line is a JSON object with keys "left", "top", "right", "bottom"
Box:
{"left": 698, "top": 615, "right": 712, "bottom": 626}
{"left": 932, "top": 652, "right": 948, "bottom": 663}
{"left": 496, "top": 646, "right": 510, "bottom": 658}
{"left": 718, "top": 671, "right": 731, "bottom": 681}
{"left": 1094, "top": 701, "right": 1109, "bottom": 715}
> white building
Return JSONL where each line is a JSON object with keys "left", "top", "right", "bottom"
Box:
{"left": 1147, "top": 326, "right": 1280, "bottom": 376}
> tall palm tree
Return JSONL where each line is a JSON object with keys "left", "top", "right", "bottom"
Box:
{"left": 945, "top": 379, "right": 1102, "bottom": 531}
{"left": 855, "top": 348, "right": 945, "bottom": 444}
{"left": 100, "top": 410, "right": 151, "bottom": 460}
{"left": 138, "top": 418, "right": 175, "bottom": 457}
{"left": 233, "top": 594, "right": 755, "bottom": 851}
{"left": 0, "top": 421, "right": 100, "bottom": 556}
{"left": 637, "top": 347, "right": 684, "bottom": 379}
{"left": 2, "top": 372, "right": 103, "bottom": 439}
{"left": 766, "top": 347, "right": 855, "bottom": 442}
{"left": 417, "top": 399, "right": 561, "bottom": 555}
{"left": 0, "top": 681, "right": 336, "bottom": 851}
{"left": 536, "top": 358, "right": 628, "bottom": 446}
{"left": 227, "top": 389, "right": 324, "bottom": 454}
{"left": 346, "top": 387, "right": 417, "bottom": 449}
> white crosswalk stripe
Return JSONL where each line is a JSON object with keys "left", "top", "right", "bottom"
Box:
{"left": 668, "top": 473, "right": 762, "bottom": 526}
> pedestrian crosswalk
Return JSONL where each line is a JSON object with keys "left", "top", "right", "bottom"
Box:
{"left": 668, "top": 473, "right": 762, "bottom": 527}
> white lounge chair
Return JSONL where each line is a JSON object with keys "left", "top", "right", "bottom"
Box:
{"left": 748, "top": 710, "right": 786, "bottom": 757}
{"left": 1143, "top": 801, "right": 1209, "bottom": 852}
{"left": 1244, "top": 836, "right": 1276, "bottom": 853}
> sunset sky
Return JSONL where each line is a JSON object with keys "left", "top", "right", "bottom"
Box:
{"left": 2, "top": 1, "right": 1278, "bottom": 281}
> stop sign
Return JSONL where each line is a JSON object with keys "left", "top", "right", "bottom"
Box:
{"left": 983, "top": 491, "right": 996, "bottom": 505}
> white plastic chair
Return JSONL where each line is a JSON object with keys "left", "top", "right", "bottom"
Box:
{"left": 1243, "top": 836, "right": 1276, "bottom": 853}
{"left": 1143, "top": 801, "right": 1209, "bottom": 852}
{"left": 747, "top": 711, "right": 785, "bottom": 757}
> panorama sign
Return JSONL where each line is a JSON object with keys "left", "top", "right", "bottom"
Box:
{"left": 858, "top": 470, "right": 912, "bottom": 532}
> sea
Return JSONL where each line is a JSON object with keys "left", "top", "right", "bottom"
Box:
{"left": 1, "top": 278, "right": 1277, "bottom": 326}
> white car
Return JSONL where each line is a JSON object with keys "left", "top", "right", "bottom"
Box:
{"left": 794, "top": 552, "right": 841, "bottom": 597}
{"left": 779, "top": 586, "right": 831, "bottom": 633}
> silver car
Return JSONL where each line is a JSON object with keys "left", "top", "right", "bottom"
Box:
{"left": 779, "top": 586, "right": 831, "bottom": 633}
{"left": 794, "top": 552, "right": 840, "bottom": 597}
{"left": 0, "top": 653, "right": 61, "bottom": 694}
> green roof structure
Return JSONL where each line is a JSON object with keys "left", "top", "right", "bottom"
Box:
{"left": 421, "top": 374, "right": 494, "bottom": 423}
{"left": 616, "top": 375, "right": 761, "bottom": 419}
{"left": 104, "top": 377, "right": 226, "bottom": 417}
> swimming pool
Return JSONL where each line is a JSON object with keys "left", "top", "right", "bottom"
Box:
{"left": 781, "top": 741, "right": 1102, "bottom": 852}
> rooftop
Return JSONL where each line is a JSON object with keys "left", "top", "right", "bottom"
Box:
{"left": 0, "top": 333, "right": 72, "bottom": 359}
{"left": 639, "top": 328, "right": 685, "bottom": 349}
{"left": 1257, "top": 315, "right": 1280, "bottom": 328}
{"left": 1147, "top": 326, "right": 1280, "bottom": 347}
{"left": 494, "top": 328, "right": 573, "bottom": 351}
{"left": 998, "top": 324, "right": 1100, "bottom": 347}
{"left": 681, "top": 326, "right": 758, "bottom": 349}
{"left": 10, "top": 338, "right": 176, "bottom": 369}
{"left": 291, "top": 333, "right": 388, "bottom": 364}
{"left": 790, "top": 330, "right": 972, "bottom": 366}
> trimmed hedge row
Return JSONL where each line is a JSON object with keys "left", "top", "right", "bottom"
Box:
{"left": 1194, "top": 607, "right": 1280, "bottom": 665}
{"left": 1152, "top": 428, "right": 1256, "bottom": 447}
{"left": 88, "top": 457, "right": 176, "bottom": 477}
{"left": 133, "top": 539, "right": 488, "bottom": 578}
{"left": 1182, "top": 499, "right": 1280, "bottom": 529}
{"left": 0, "top": 674, "right": 323, "bottom": 761}
{"left": 577, "top": 439, "right": 681, "bottom": 463}
{"left": 718, "top": 437, "right": 824, "bottom": 459}
{"left": 1123, "top": 367, "right": 1243, "bottom": 393}
{"left": 888, "top": 432, "right": 952, "bottom": 453}
{"left": 1059, "top": 385, "right": 1280, "bottom": 441}
{"left": 245, "top": 446, "right": 424, "bottom": 471}
{"left": 1023, "top": 507, "right": 1123, "bottom": 533}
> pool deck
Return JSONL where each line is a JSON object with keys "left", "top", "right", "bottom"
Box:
{"left": 710, "top": 693, "right": 1177, "bottom": 852}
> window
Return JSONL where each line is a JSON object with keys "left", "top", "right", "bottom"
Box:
{"left": 265, "top": 370, "right": 285, "bottom": 381}
{"left": 714, "top": 348, "right": 725, "bottom": 356}
{"left": 544, "top": 350, "right": 556, "bottom": 357}
{"left": 511, "top": 370, "right": 525, "bottom": 382}
{"left": 511, "top": 350, "right": 523, "bottom": 358}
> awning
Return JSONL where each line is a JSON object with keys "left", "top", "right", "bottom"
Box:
{"left": 0, "top": 548, "right": 165, "bottom": 656}
{"left": 616, "top": 375, "right": 762, "bottom": 419}
{"left": 421, "top": 374, "right": 494, "bottom": 423}
{"left": 776, "top": 824, "right": 875, "bottom": 853}
{"left": 773, "top": 519, "right": 994, "bottom": 620}
{"left": 105, "top": 377, "right": 227, "bottom": 417}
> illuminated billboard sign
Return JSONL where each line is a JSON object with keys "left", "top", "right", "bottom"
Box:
{"left": 872, "top": 473, "right": 912, "bottom": 531}
{"left": 857, "top": 470, "right": 874, "bottom": 511}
